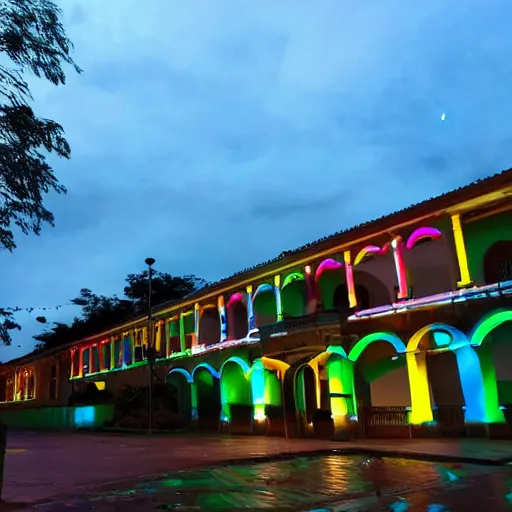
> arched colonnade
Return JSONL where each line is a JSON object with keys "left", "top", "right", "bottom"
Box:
{"left": 167, "top": 309, "right": 512, "bottom": 433}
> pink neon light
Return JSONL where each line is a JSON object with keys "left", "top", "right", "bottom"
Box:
{"left": 344, "top": 261, "right": 357, "bottom": 308}
{"left": 392, "top": 237, "right": 408, "bottom": 300}
{"left": 226, "top": 292, "right": 245, "bottom": 309}
{"left": 315, "top": 258, "right": 342, "bottom": 279}
{"left": 406, "top": 227, "right": 442, "bottom": 250}
{"left": 354, "top": 245, "right": 382, "bottom": 266}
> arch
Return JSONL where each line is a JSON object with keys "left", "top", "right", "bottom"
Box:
{"left": 315, "top": 258, "right": 342, "bottom": 279}
{"left": 470, "top": 309, "right": 512, "bottom": 347}
{"left": 226, "top": 293, "right": 249, "bottom": 340}
{"left": 406, "top": 227, "right": 442, "bottom": 250}
{"left": 325, "top": 345, "right": 354, "bottom": 420}
{"left": 192, "top": 362, "right": 220, "bottom": 380}
{"left": 167, "top": 367, "right": 193, "bottom": 383}
{"left": 252, "top": 283, "right": 278, "bottom": 326}
{"left": 220, "top": 356, "right": 251, "bottom": 375}
{"left": 326, "top": 345, "right": 348, "bottom": 358}
{"left": 198, "top": 307, "right": 221, "bottom": 346}
{"left": 349, "top": 332, "right": 406, "bottom": 362}
{"left": 483, "top": 241, "right": 512, "bottom": 284}
{"left": 316, "top": 258, "right": 345, "bottom": 311}
{"left": 281, "top": 272, "right": 308, "bottom": 317}
{"left": 294, "top": 364, "right": 317, "bottom": 424}
{"left": 220, "top": 356, "right": 252, "bottom": 423}
{"left": 405, "top": 323, "right": 493, "bottom": 425}
{"left": 166, "top": 368, "right": 192, "bottom": 420}
{"left": 407, "top": 323, "right": 467, "bottom": 352}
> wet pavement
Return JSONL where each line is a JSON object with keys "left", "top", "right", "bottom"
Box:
{"left": 29, "top": 455, "right": 512, "bottom": 511}
{"left": 4, "top": 430, "right": 512, "bottom": 509}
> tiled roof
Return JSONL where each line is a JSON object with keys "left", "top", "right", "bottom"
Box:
{"left": 3, "top": 167, "right": 511, "bottom": 366}
{"left": 157, "top": 167, "right": 512, "bottom": 307}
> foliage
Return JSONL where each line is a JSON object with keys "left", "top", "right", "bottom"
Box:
{"left": 33, "top": 271, "right": 207, "bottom": 350}
{"left": 0, "top": 0, "right": 80, "bottom": 344}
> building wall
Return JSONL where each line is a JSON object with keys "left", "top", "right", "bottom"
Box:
{"left": 464, "top": 210, "right": 512, "bottom": 285}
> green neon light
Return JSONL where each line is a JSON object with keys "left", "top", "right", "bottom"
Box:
{"left": 470, "top": 309, "right": 512, "bottom": 346}
{"left": 282, "top": 272, "right": 305, "bottom": 289}
{"left": 348, "top": 332, "right": 406, "bottom": 362}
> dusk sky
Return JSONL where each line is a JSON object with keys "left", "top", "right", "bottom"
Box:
{"left": 1, "top": 0, "right": 512, "bottom": 360}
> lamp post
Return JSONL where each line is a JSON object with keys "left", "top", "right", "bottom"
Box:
{"left": 145, "top": 257, "right": 156, "bottom": 435}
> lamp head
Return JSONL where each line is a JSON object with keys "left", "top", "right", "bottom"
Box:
{"left": 145, "top": 257, "right": 156, "bottom": 267}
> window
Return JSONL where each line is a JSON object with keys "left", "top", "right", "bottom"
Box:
{"left": 169, "top": 319, "right": 181, "bottom": 355}
{"left": 49, "top": 363, "right": 58, "bottom": 400}
{"left": 26, "top": 369, "right": 35, "bottom": 400}
{"left": 113, "top": 337, "right": 122, "bottom": 368}
{"left": 82, "top": 348, "right": 90, "bottom": 376}
{"left": 6, "top": 374, "right": 14, "bottom": 402}
{"left": 90, "top": 345, "right": 100, "bottom": 373}
{"left": 134, "top": 330, "right": 143, "bottom": 362}
{"left": 101, "top": 341, "right": 111, "bottom": 371}
{"left": 71, "top": 349, "right": 80, "bottom": 378}
{"left": 123, "top": 334, "right": 132, "bottom": 366}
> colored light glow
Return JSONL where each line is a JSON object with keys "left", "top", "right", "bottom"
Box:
{"left": 314, "top": 258, "right": 342, "bottom": 279}
{"left": 348, "top": 332, "right": 406, "bottom": 362}
{"left": 282, "top": 272, "right": 305, "bottom": 288}
{"left": 218, "top": 296, "right": 227, "bottom": 341}
{"left": 470, "top": 309, "right": 512, "bottom": 346}
{"left": 451, "top": 214, "right": 472, "bottom": 287}
{"left": 304, "top": 265, "right": 312, "bottom": 275}
{"left": 226, "top": 292, "right": 245, "bottom": 309}
{"left": 168, "top": 367, "right": 193, "bottom": 383}
{"left": 405, "top": 226, "right": 442, "bottom": 250}
{"left": 191, "top": 362, "right": 220, "bottom": 380}
{"left": 391, "top": 237, "right": 409, "bottom": 300}
{"left": 252, "top": 283, "right": 273, "bottom": 301}
{"left": 260, "top": 357, "right": 290, "bottom": 374}
{"left": 353, "top": 245, "right": 383, "bottom": 266}
{"left": 343, "top": 250, "right": 357, "bottom": 309}
{"left": 220, "top": 356, "right": 251, "bottom": 375}
{"left": 220, "top": 356, "right": 252, "bottom": 421}
{"left": 191, "top": 334, "right": 259, "bottom": 356}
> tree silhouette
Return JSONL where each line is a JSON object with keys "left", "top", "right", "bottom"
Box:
{"left": 0, "top": 0, "right": 80, "bottom": 344}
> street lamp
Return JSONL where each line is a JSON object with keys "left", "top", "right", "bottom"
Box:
{"left": 145, "top": 257, "right": 156, "bottom": 435}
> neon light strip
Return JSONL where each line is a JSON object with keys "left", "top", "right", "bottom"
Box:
{"left": 350, "top": 280, "right": 512, "bottom": 320}
{"left": 406, "top": 226, "right": 442, "bottom": 250}
{"left": 274, "top": 275, "right": 283, "bottom": 321}
{"left": 354, "top": 245, "right": 382, "bottom": 266}
{"left": 193, "top": 303, "right": 200, "bottom": 346}
{"left": 191, "top": 335, "right": 260, "bottom": 356}
{"left": 218, "top": 296, "right": 227, "bottom": 341}
{"left": 451, "top": 214, "right": 472, "bottom": 287}
{"left": 246, "top": 285, "right": 255, "bottom": 331}
{"left": 343, "top": 251, "right": 357, "bottom": 308}
{"left": 391, "top": 237, "right": 408, "bottom": 299}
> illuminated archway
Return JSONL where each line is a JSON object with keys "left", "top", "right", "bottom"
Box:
{"left": 166, "top": 368, "right": 192, "bottom": 420}
{"left": 406, "top": 323, "right": 489, "bottom": 425}
{"left": 220, "top": 356, "right": 252, "bottom": 422}
{"left": 294, "top": 362, "right": 318, "bottom": 425}
{"left": 252, "top": 284, "right": 278, "bottom": 327}
{"left": 226, "top": 293, "right": 249, "bottom": 340}
{"left": 250, "top": 359, "right": 282, "bottom": 421}
{"left": 281, "top": 272, "right": 308, "bottom": 317}
{"left": 316, "top": 259, "right": 345, "bottom": 311}
{"left": 469, "top": 310, "right": 512, "bottom": 423}
{"left": 191, "top": 362, "right": 220, "bottom": 429}
{"left": 470, "top": 309, "right": 512, "bottom": 346}
{"left": 198, "top": 305, "right": 221, "bottom": 346}
{"left": 349, "top": 332, "right": 410, "bottom": 422}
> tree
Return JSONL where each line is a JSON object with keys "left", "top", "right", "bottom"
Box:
{"left": 124, "top": 271, "right": 207, "bottom": 311}
{"left": 33, "top": 272, "right": 208, "bottom": 350}
{"left": 0, "top": 0, "right": 81, "bottom": 344}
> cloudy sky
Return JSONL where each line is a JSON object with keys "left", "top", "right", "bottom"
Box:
{"left": 1, "top": 0, "right": 512, "bottom": 360}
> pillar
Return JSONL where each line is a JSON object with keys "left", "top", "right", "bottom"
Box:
{"left": 451, "top": 214, "right": 472, "bottom": 287}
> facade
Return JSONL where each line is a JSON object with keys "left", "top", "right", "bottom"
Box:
{"left": 1, "top": 169, "right": 512, "bottom": 438}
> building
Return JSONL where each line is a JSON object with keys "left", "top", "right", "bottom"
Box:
{"left": 1, "top": 169, "right": 512, "bottom": 438}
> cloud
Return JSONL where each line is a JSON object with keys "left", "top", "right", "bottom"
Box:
{"left": 2, "top": 0, "right": 512, "bottom": 360}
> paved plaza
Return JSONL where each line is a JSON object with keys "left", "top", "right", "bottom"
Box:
{"left": 3, "top": 430, "right": 512, "bottom": 509}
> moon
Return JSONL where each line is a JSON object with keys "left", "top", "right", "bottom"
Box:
{"left": 441, "top": 113, "right": 446, "bottom": 121}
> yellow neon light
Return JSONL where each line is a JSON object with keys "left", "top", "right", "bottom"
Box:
{"left": 246, "top": 284, "right": 253, "bottom": 295}
{"left": 274, "top": 275, "right": 281, "bottom": 288}
{"left": 343, "top": 251, "right": 357, "bottom": 308}
{"left": 451, "top": 214, "right": 472, "bottom": 287}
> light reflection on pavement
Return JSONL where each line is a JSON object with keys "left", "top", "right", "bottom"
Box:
{"left": 33, "top": 455, "right": 512, "bottom": 511}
